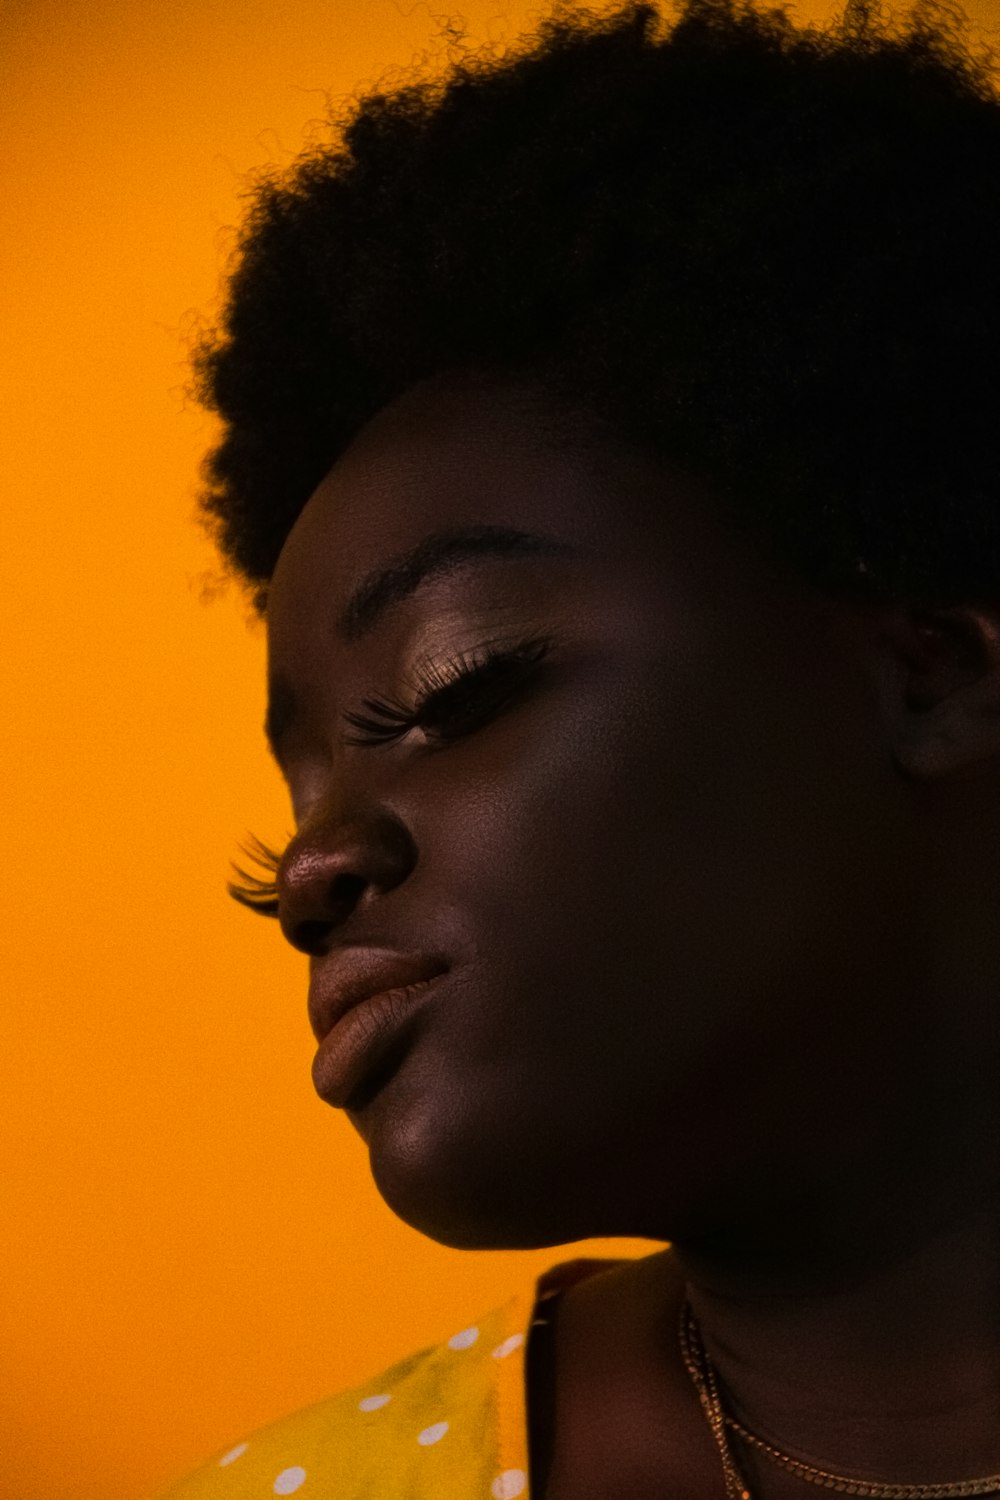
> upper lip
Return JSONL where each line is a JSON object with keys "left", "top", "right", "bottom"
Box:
{"left": 308, "top": 949, "right": 451, "bottom": 1044}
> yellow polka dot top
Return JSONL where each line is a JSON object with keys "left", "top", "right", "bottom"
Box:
{"left": 153, "top": 1257, "right": 624, "bottom": 1500}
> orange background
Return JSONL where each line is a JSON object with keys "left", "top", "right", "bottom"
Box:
{"left": 3, "top": 1, "right": 998, "bottom": 1497}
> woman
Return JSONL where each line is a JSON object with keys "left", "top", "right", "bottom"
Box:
{"left": 158, "top": 0, "right": 1000, "bottom": 1495}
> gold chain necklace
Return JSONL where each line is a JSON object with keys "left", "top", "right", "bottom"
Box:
{"left": 678, "top": 1296, "right": 1000, "bottom": 1499}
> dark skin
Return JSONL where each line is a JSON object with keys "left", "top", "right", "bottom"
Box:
{"left": 265, "top": 367, "right": 1000, "bottom": 1499}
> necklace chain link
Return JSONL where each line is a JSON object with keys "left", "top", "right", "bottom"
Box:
{"left": 678, "top": 1296, "right": 1000, "bottom": 1500}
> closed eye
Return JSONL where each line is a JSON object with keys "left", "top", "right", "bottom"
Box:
{"left": 227, "top": 635, "right": 552, "bottom": 919}
{"left": 341, "top": 635, "right": 551, "bottom": 747}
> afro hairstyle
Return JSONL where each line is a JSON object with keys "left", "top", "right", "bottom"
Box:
{"left": 191, "top": 0, "right": 1000, "bottom": 619}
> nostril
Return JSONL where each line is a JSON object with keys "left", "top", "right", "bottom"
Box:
{"left": 294, "top": 919, "right": 335, "bottom": 955}
{"left": 286, "top": 873, "right": 369, "bottom": 954}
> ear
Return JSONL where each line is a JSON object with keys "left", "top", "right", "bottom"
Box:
{"left": 871, "top": 605, "right": 1000, "bottom": 780}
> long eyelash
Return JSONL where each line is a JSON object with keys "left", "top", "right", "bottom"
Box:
{"left": 229, "top": 639, "right": 550, "bottom": 913}
{"left": 342, "top": 636, "right": 550, "bottom": 746}
{"left": 227, "top": 831, "right": 288, "bottom": 918}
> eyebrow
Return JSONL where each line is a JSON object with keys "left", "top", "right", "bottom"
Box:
{"left": 264, "top": 523, "right": 580, "bottom": 768}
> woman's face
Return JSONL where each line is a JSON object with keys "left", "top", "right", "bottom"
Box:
{"left": 265, "top": 369, "right": 933, "bottom": 1253}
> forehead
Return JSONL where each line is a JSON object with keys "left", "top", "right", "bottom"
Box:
{"left": 267, "top": 371, "right": 652, "bottom": 633}
{"left": 264, "top": 368, "right": 805, "bottom": 675}
{"left": 261, "top": 370, "right": 826, "bottom": 779}
{"left": 264, "top": 371, "right": 685, "bottom": 780}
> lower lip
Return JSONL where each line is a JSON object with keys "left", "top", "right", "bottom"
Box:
{"left": 311, "top": 972, "right": 448, "bottom": 1109}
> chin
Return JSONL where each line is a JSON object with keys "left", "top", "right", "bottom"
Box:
{"left": 371, "top": 1158, "right": 583, "bottom": 1250}
{"left": 359, "top": 1058, "right": 589, "bottom": 1250}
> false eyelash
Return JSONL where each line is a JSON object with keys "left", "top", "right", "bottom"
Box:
{"left": 341, "top": 635, "right": 551, "bottom": 747}
{"left": 227, "top": 831, "right": 288, "bottom": 918}
{"left": 228, "top": 636, "right": 551, "bottom": 917}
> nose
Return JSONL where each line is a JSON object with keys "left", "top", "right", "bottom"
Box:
{"left": 277, "top": 807, "right": 418, "bottom": 956}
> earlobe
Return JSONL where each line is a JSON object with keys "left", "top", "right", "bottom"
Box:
{"left": 873, "top": 607, "right": 1000, "bottom": 780}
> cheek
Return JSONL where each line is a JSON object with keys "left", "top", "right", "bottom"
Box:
{"left": 423, "top": 640, "right": 904, "bottom": 1108}
{"left": 366, "top": 650, "right": 913, "bottom": 1246}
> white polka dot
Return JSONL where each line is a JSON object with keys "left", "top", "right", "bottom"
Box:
{"left": 358, "top": 1393, "right": 392, "bottom": 1411}
{"left": 447, "top": 1324, "right": 480, "bottom": 1349}
{"left": 491, "top": 1333, "right": 524, "bottom": 1359}
{"left": 218, "top": 1442, "right": 248, "bottom": 1466}
{"left": 273, "top": 1466, "right": 307, "bottom": 1494}
{"left": 491, "top": 1470, "right": 527, "bottom": 1499}
{"left": 417, "top": 1420, "right": 449, "bottom": 1445}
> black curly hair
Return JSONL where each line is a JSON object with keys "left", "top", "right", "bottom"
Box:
{"left": 191, "top": 0, "right": 1000, "bottom": 620}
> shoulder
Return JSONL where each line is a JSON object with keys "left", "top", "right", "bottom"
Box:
{"left": 151, "top": 1282, "right": 539, "bottom": 1500}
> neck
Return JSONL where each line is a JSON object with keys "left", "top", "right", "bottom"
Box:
{"left": 666, "top": 1199, "right": 1000, "bottom": 1490}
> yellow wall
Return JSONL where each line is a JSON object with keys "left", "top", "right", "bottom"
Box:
{"left": 3, "top": 1, "right": 998, "bottom": 1497}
